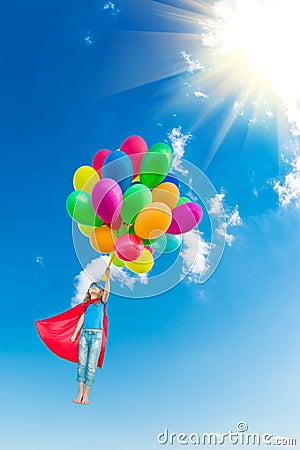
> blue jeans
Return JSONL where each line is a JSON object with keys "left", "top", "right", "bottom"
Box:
{"left": 77, "top": 329, "right": 102, "bottom": 386}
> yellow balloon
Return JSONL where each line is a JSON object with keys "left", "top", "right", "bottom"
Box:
{"left": 125, "top": 248, "right": 154, "bottom": 273}
{"left": 73, "top": 166, "right": 100, "bottom": 194}
{"left": 78, "top": 223, "right": 95, "bottom": 237}
{"left": 151, "top": 182, "right": 179, "bottom": 210}
{"left": 132, "top": 175, "right": 140, "bottom": 183}
{"left": 134, "top": 202, "right": 172, "bottom": 240}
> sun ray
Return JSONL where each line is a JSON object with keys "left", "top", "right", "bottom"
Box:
{"left": 152, "top": 0, "right": 300, "bottom": 168}
{"left": 101, "top": 0, "right": 300, "bottom": 166}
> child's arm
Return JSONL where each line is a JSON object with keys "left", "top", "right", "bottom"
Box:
{"left": 71, "top": 313, "right": 84, "bottom": 342}
{"left": 102, "top": 269, "right": 111, "bottom": 303}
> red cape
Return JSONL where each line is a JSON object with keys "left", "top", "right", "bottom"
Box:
{"left": 35, "top": 299, "right": 108, "bottom": 369}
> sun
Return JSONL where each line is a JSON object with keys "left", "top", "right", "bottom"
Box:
{"left": 201, "top": 0, "right": 300, "bottom": 130}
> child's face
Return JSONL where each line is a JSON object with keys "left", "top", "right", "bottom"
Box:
{"left": 89, "top": 284, "right": 101, "bottom": 295}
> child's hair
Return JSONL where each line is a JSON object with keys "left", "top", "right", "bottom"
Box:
{"left": 83, "top": 283, "right": 104, "bottom": 306}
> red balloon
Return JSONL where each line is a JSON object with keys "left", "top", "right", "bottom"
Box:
{"left": 120, "top": 136, "right": 147, "bottom": 177}
{"left": 92, "top": 149, "right": 111, "bottom": 178}
{"left": 114, "top": 234, "right": 144, "bottom": 262}
{"left": 145, "top": 246, "right": 154, "bottom": 254}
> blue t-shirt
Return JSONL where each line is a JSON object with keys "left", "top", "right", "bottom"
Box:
{"left": 83, "top": 301, "right": 104, "bottom": 329}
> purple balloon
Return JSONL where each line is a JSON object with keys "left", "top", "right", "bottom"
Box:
{"left": 91, "top": 178, "right": 123, "bottom": 223}
{"left": 167, "top": 202, "right": 203, "bottom": 234}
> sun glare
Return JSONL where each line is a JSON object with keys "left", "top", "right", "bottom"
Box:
{"left": 207, "top": 0, "right": 300, "bottom": 130}
{"left": 113, "top": 0, "right": 300, "bottom": 158}
{"left": 136, "top": 0, "right": 300, "bottom": 168}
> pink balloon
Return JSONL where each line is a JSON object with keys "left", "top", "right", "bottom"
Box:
{"left": 92, "top": 149, "right": 111, "bottom": 178}
{"left": 120, "top": 136, "right": 147, "bottom": 177}
{"left": 145, "top": 246, "right": 154, "bottom": 254}
{"left": 91, "top": 178, "right": 123, "bottom": 223}
{"left": 114, "top": 234, "right": 144, "bottom": 261}
{"left": 167, "top": 202, "right": 203, "bottom": 234}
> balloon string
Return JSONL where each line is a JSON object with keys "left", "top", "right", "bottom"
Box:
{"left": 108, "top": 253, "right": 115, "bottom": 268}
{"left": 122, "top": 222, "right": 130, "bottom": 234}
{"left": 102, "top": 254, "right": 115, "bottom": 281}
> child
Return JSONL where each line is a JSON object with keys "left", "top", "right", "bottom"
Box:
{"left": 71, "top": 268, "right": 111, "bottom": 404}
{"left": 35, "top": 267, "right": 111, "bottom": 405}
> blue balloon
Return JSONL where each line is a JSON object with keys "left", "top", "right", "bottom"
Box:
{"left": 163, "top": 173, "right": 180, "bottom": 188}
{"left": 102, "top": 150, "right": 133, "bottom": 192}
{"left": 151, "top": 233, "right": 182, "bottom": 253}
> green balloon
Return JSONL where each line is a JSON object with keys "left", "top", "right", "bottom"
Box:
{"left": 140, "top": 143, "right": 173, "bottom": 189}
{"left": 121, "top": 184, "right": 152, "bottom": 224}
{"left": 110, "top": 252, "right": 125, "bottom": 267}
{"left": 66, "top": 190, "right": 103, "bottom": 227}
{"left": 128, "top": 225, "right": 135, "bottom": 234}
{"left": 176, "top": 196, "right": 190, "bottom": 207}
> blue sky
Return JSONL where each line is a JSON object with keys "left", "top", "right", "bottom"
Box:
{"left": 1, "top": 1, "right": 300, "bottom": 449}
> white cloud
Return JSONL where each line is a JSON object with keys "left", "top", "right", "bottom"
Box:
{"left": 248, "top": 117, "right": 258, "bottom": 126}
{"left": 273, "top": 155, "right": 300, "bottom": 207}
{"left": 35, "top": 256, "right": 44, "bottom": 266}
{"left": 194, "top": 90, "right": 208, "bottom": 99}
{"left": 233, "top": 100, "right": 245, "bottom": 117}
{"left": 180, "top": 230, "right": 211, "bottom": 283}
{"left": 208, "top": 192, "right": 225, "bottom": 216}
{"left": 198, "top": 289, "right": 207, "bottom": 301}
{"left": 168, "top": 126, "right": 192, "bottom": 175}
{"left": 71, "top": 255, "right": 148, "bottom": 306}
{"left": 215, "top": 223, "right": 235, "bottom": 247}
{"left": 209, "top": 193, "right": 242, "bottom": 247}
{"left": 290, "top": 122, "right": 300, "bottom": 137}
{"left": 83, "top": 33, "right": 94, "bottom": 46}
{"left": 82, "top": 30, "right": 95, "bottom": 47}
{"left": 266, "top": 108, "right": 274, "bottom": 118}
{"left": 103, "top": 1, "right": 120, "bottom": 14}
{"left": 138, "top": 273, "right": 149, "bottom": 285}
{"left": 180, "top": 50, "right": 204, "bottom": 73}
{"left": 186, "top": 190, "right": 198, "bottom": 202}
{"left": 227, "top": 205, "right": 243, "bottom": 227}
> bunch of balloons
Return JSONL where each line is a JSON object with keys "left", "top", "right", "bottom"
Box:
{"left": 66, "top": 135, "right": 203, "bottom": 274}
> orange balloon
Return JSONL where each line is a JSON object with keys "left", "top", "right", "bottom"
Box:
{"left": 90, "top": 225, "right": 116, "bottom": 253}
{"left": 134, "top": 202, "right": 172, "bottom": 240}
{"left": 151, "top": 182, "right": 180, "bottom": 210}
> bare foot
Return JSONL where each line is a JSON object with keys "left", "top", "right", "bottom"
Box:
{"left": 81, "top": 396, "right": 90, "bottom": 405}
{"left": 72, "top": 395, "right": 83, "bottom": 404}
